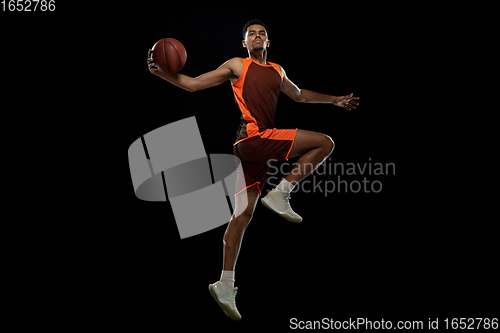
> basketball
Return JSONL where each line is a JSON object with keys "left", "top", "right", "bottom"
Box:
{"left": 151, "top": 38, "right": 187, "bottom": 74}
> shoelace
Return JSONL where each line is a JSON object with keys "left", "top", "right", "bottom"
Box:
{"left": 283, "top": 195, "right": 292, "bottom": 207}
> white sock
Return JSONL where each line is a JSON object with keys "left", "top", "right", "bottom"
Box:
{"left": 275, "top": 178, "right": 295, "bottom": 195}
{"left": 220, "top": 270, "right": 235, "bottom": 288}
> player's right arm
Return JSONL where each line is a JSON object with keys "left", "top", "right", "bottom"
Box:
{"left": 148, "top": 51, "right": 240, "bottom": 92}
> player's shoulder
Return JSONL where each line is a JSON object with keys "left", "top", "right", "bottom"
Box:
{"left": 219, "top": 57, "right": 244, "bottom": 77}
{"left": 268, "top": 61, "right": 284, "bottom": 72}
{"left": 221, "top": 57, "right": 243, "bottom": 69}
{"left": 227, "top": 57, "right": 244, "bottom": 64}
{"left": 267, "top": 61, "right": 285, "bottom": 78}
{"left": 227, "top": 57, "right": 245, "bottom": 70}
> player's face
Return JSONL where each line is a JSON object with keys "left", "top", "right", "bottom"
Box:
{"left": 243, "top": 24, "right": 269, "bottom": 51}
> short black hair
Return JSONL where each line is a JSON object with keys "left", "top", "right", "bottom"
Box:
{"left": 242, "top": 19, "right": 269, "bottom": 39}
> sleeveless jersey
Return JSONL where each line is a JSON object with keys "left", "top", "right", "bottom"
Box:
{"left": 231, "top": 57, "right": 283, "bottom": 144}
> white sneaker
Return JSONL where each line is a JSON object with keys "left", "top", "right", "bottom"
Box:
{"left": 261, "top": 189, "right": 303, "bottom": 222}
{"left": 208, "top": 281, "right": 241, "bottom": 321}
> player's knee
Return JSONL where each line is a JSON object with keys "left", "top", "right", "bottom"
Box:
{"left": 233, "top": 209, "right": 253, "bottom": 227}
{"left": 241, "top": 210, "right": 254, "bottom": 225}
{"left": 322, "top": 135, "right": 335, "bottom": 156}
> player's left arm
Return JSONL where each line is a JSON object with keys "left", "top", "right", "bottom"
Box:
{"left": 279, "top": 66, "right": 359, "bottom": 111}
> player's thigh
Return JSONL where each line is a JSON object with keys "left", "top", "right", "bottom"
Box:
{"left": 288, "top": 129, "right": 333, "bottom": 158}
{"left": 233, "top": 185, "right": 260, "bottom": 219}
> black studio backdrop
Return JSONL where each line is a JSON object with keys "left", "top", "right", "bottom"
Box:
{"left": 111, "top": 3, "right": 499, "bottom": 330}
{"left": 1, "top": 3, "right": 497, "bottom": 331}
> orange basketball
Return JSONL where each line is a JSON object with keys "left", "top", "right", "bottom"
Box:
{"left": 151, "top": 38, "right": 187, "bottom": 74}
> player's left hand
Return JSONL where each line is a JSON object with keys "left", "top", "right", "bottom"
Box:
{"left": 334, "top": 93, "right": 359, "bottom": 111}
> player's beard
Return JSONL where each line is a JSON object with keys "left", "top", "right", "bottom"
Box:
{"left": 252, "top": 39, "right": 265, "bottom": 51}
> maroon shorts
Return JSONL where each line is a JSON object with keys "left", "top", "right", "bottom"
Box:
{"left": 233, "top": 128, "right": 297, "bottom": 196}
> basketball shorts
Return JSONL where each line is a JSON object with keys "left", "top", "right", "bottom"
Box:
{"left": 233, "top": 128, "right": 297, "bottom": 196}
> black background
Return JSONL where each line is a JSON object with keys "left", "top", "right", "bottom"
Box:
{"left": 118, "top": 4, "right": 499, "bottom": 330}
{"left": 2, "top": 2, "right": 498, "bottom": 330}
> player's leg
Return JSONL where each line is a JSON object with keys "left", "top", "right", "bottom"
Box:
{"left": 261, "top": 129, "right": 334, "bottom": 222}
{"left": 223, "top": 185, "right": 260, "bottom": 271}
{"left": 285, "top": 129, "right": 334, "bottom": 184}
{"left": 209, "top": 185, "right": 260, "bottom": 321}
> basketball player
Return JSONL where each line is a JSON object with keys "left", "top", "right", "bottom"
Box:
{"left": 147, "top": 19, "right": 359, "bottom": 320}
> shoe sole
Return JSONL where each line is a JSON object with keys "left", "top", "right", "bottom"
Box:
{"left": 208, "top": 284, "right": 241, "bottom": 321}
{"left": 261, "top": 197, "right": 302, "bottom": 222}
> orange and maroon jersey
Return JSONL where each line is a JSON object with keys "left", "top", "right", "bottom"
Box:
{"left": 232, "top": 57, "right": 283, "bottom": 144}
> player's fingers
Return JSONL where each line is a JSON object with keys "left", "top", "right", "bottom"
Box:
{"left": 350, "top": 101, "right": 359, "bottom": 105}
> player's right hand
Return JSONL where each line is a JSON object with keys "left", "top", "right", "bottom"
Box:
{"left": 147, "top": 49, "right": 158, "bottom": 74}
{"left": 333, "top": 93, "right": 359, "bottom": 111}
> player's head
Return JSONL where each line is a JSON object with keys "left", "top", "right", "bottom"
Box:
{"left": 242, "top": 19, "right": 270, "bottom": 51}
